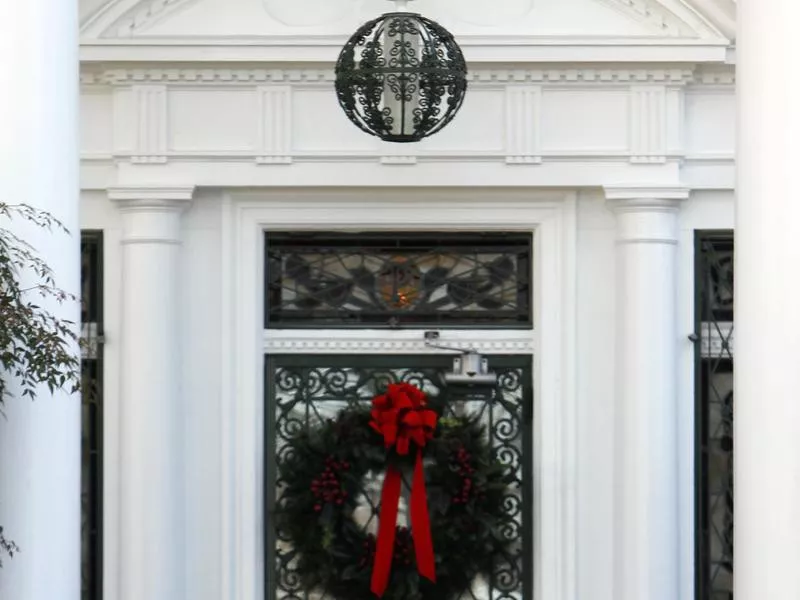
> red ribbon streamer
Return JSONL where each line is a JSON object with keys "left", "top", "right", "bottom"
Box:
{"left": 369, "top": 384, "right": 437, "bottom": 597}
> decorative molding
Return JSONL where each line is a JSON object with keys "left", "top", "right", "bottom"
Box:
{"left": 605, "top": 187, "right": 687, "bottom": 245}
{"left": 120, "top": 0, "right": 192, "bottom": 37}
{"left": 261, "top": 0, "right": 359, "bottom": 28}
{"left": 597, "top": 0, "right": 695, "bottom": 37}
{"left": 256, "top": 86, "right": 292, "bottom": 164}
{"left": 681, "top": 0, "right": 736, "bottom": 40}
{"left": 665, "top": 87, "right": 685, "bottom": 155}
{"left": 132, "top": 85, "right": 168, "bottom": 163}
{"left": 91, "top": 0, "right": 197, "bottom": 38}
{"left": 691, "top": 68, "right": 736, "bottom": 85}
{"left": 109, "top": 186, "right": 195, "bottom": 244}
{"left": 505, "top": 85, "right": 542, "bottom": 165}
{"left": 263, "top": 331, "right": 536, "bottom": 355}
{"left": 108, "top": 185, "right": 195, "bottom": 203}
{"left": 79, "top": 67, "right": 697, "bottom": 87}
{"left": 629, "top": 85, "right": 667, "bottom": 163}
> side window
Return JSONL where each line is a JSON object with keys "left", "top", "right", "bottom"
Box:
{"left": 81, "top": 231, "right": 103, "bottom": 600}
{"left": 695, "top": 232, "right": 734, "bottom": 600}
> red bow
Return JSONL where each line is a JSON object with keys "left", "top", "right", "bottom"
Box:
{"left": 369, "top": 383, "right": 437, "bottom": 597}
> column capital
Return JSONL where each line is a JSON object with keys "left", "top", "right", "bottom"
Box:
{"left": 109, "top": 186, "right": 195, "bottom": 245}
{"left": 605, "top": 186, "right": 687, "bottom": 245}
{"left": 604, "top": 186, "right": 689, "bottom": 212}
{"left": 108, "top": 186, "right": 195, "bottom": 212}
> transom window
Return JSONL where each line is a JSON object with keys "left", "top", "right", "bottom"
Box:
{"left": 265, "top": 232, "right": 533, "bottom": 329}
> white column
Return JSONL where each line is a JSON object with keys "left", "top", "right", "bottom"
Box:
{"left": 0, "top": 2, "right": 80, "bottom": 600}
{"left": 110, "top": 187, "right": 194, "bottom": 600}
{"left": 736, "top": 2, "right": 800, "bottom": 598}
{"left": 605, "top": 187, "right": 687, "bottom": 600}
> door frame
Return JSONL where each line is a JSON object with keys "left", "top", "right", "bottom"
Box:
{"left": 219, "top": 188, "right": 578, "bottom": 600}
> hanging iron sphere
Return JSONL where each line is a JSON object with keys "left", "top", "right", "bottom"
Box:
{"left": 334, "top": 12, "right": 468, "bottom": 143}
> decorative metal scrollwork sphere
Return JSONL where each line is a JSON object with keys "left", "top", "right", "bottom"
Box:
{"left": 335, "top": 11, "right": 468, "bottom": 143}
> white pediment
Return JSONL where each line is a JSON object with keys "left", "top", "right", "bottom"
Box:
{"left": 81, "top": 0, "right": 727, "bottom": 41}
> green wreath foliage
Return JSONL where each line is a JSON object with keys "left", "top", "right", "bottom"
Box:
{"left": 274, "top": 403, "right": 515, "bottom": 600}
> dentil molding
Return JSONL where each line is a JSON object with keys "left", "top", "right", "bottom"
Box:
{"left": 263, "top": 331, "right": 536, "bottom": 355}
{"left": 80, "top": 66, "right": 699, "bottom": 86}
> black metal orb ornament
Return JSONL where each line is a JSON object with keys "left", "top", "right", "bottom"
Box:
{"left": 335, "top": 10, "right": 468, "bottom": 143}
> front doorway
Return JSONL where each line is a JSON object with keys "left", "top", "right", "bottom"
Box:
{"left": 262, "top": 230, "right": 535, "bottom": 600}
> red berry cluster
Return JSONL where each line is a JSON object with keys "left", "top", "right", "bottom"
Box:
{"left": 452, "top": 446, "right": 478, "bottom": 506}
{"left": 358, "top": 534, "right": 377, "bottom": 568}
{"left": 392, "top": 526, "right": 414, "bottom": 567}
{"left": 311, "top": 456, "right": 350, "bottom": 512}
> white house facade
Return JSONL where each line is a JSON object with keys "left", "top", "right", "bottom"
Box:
{"left": 7, "top": 1, "right": 799, "bottom": 600}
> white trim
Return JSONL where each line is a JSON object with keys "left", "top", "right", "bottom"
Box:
{"left": 604, "top": 185, "right": 691, "bottom": 201}
{"left": 79, "top": 38, "right": 729, "bottom": 64}
{"left": 221, "top": 189, "right": 578, "bottom": 600}
{"left": 263, "top": 330, "right": 536, "bottom": 354}
{"left": 220, "top": 193, "right": 236, "bottom": 600}
{"left": 102, "top": 228, "right": 123, "bottom": 600}
{"left": 681, "top": 0, "right": 737, "bottom": 41}
{"left": 108, "top": 185, "right": 195, "bottom": 202}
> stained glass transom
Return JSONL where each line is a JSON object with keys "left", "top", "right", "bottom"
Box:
{"left": 265, "top": 233, "right": 532, "bottom": 328}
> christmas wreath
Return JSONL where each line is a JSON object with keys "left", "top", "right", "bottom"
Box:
{"left": 275, "top": 383, "right": 515, "bottom": 600}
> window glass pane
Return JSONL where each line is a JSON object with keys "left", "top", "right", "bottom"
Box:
{"left": 265, "top": 233, "right": 533, "bottom": 328}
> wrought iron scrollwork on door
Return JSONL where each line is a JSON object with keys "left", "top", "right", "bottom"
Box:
{"left": 265, "top": 354, "right": 533, "bottom": 600}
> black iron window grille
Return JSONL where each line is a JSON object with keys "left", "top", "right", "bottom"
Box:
{"left": 265, "top": 233, "right": 533, "bottom": 329}
{"left": 81, "top": 231, "right": 104, "bottom": 600}
{"left": 265, "top": 354, "right": 533, "bottom": 600}
{"left": 694, "top": 232, "right": 734, "bottom": 600}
